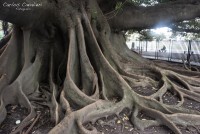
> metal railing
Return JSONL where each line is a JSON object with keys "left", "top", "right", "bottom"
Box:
{"left": 129, "top": 40, "right": 200, "bottom": 66}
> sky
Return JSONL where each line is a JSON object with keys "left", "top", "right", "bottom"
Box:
{"left": 151, "top": 27, "right": 172, "bottom": 39}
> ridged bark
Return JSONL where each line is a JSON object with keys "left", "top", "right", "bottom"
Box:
{"left": 0, "top": 0, "right": 200, "bottom": 134}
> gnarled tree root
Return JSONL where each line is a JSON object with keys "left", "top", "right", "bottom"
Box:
{"left": 0, "top": 0, "right": 200, "bottom": 134}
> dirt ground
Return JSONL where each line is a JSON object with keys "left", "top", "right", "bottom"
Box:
{"left": 0, "top": 106, "right": 54, "bottom": 134}
{"left": 0, "top": 60, "right": 200, "bottom": 134}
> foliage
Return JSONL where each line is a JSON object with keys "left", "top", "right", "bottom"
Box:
{"left": 152, "top": 32, "right": 166, "bottom": 41}
{"left": 129, "top": 0, "right": 174, "bottom": 6}
{"left": 138, "top": 30, "right": 153, "bottom": 41}
{"left": 170, "top": 18, "right": 200, "bottom": 40}
{"left": 115, "top": 2, "right": 123, "bottom": 10}
{"left": 173, "top": 18, "right": 200, "bottom": 30}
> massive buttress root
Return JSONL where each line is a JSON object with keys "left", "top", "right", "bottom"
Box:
{"left": 0, "top": 0, "right": 200, "bottom": 134}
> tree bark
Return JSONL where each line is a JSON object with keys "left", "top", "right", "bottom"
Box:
{"left": 0, "top": 0, "right": 200, "bottom": 134}
{"left": 108, "top": 0, "right": 200, "bottom": 30}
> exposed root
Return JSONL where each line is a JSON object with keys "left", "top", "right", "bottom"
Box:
{"left": 24, "top": 112, "right": 41, "bottom": 134}
{"left": 0, "top": 0, "right": 200, "bottom": 134}
{"left": 63, "top": 28, "right": 96, "bottom": 108}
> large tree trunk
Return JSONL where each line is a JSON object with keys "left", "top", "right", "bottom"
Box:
{"left": 0, "top": 0, "right": 200, "bottom": 134}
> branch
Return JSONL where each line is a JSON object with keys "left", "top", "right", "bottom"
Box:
{"left": 108, "top": 0, "right": 200, "bottom": 31}
{"left": 0, "top": 0, "right": 52, "bottom": 27}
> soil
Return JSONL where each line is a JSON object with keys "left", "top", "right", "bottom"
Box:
{"left": 0, "top": 105, "right": 54, "bottom": 134}
{"left": 0, "top": 60, "right": 200, "bottom": 134}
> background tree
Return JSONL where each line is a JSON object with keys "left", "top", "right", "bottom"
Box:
{"left": 169, "top": 18, "right": 200, "bottom": 40}
{"left": 0, "top": 0, "right": 200, "bottom": 134}
{"left": 138, "top": 30, "right": 153, "bottom": 51}
{"left": 0, "top": 21, "right": 3, "bottom": 39}
{"left": 2, "top": 21, "right": 8, "bottom": 36}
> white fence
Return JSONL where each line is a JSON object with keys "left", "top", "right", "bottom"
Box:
{"left": 129, "top": 40, "right": 200, "bottom": 65}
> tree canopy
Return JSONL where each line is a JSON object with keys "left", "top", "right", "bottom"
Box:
{"left": 1, "top": 0, "right": 200, "bottom": 31}
{"left": 98, "top": 0, "right": 200, "bottom": 31}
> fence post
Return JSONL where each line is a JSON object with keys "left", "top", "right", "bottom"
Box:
{"left": 139, "top": 41, "right": 141, "bottom": 54}
{"left": 186, "top": 40, "right": 192, "bottom": 68}
{"left": 155, "top": 40, "right": 158, "bottom": 59}
{"left": 155, "top": 40, "right": 157, "bottom": 59}
{"left": 146, "top": 40, "right": 147, "bottom": 52}
{"left": 170, "top": 39, "right": 172, "bottom": 61}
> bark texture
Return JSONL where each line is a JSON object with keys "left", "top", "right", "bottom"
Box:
{"left": 0, "top": 0, "right": 200, "bottom": 134}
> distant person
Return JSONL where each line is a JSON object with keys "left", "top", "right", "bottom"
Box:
{"left": 2, "top": 21, "right": 8, "bottom": 36}
{"left": 159, "top": 45, "right": 166, "bottom": 52}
